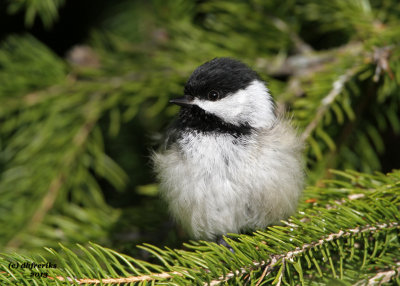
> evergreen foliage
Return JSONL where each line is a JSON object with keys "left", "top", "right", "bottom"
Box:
{"left": 6, "top": 0, "right": 65, "bottom": 28}
{"left": 0, "top": 0, "right": 399, "bottom": 284}
{"left": 1, "top": 170, "right": 399, "bottom": 284}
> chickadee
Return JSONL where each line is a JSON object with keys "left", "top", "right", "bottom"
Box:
{"left": 153, "top": 58, "right": 304, "bottom": 242}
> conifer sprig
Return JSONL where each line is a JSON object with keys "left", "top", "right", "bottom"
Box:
{"left": 1, "top": 170, "right": 399, "bottom": 285}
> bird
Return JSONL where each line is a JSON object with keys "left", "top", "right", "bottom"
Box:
{"left": 153, "top": 57, "right": 304, "bottom": 243}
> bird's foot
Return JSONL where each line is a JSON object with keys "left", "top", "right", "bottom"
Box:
{"left": 216, "top": 236, "right": 234, "bottom": 253}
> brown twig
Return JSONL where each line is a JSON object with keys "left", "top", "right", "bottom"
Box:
{"left": 353, "top": 263, "right": 400, "bottom": 286}
{"left": 257, "top": 42, "right": 362, "bottom": 78}
{"left": 255, "top": 264, "right": 272, "bottom": 286}
{"left": 270, "top": 17, "right": 313, "bottom": 55}
{"left": 276, "top": 258, "right": 285, "bottom": 286}
{"left": 51, "top": 271, "right": 184, "bottom": 284}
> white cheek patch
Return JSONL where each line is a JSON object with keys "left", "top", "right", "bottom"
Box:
{"left": 193, "top": 80, "right": 275, "bottom": 128}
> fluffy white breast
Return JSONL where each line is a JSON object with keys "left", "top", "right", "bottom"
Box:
{"left": 193, "top": 80, "right": 275, "bottom": 128}
{"left": 153, "top": 121, "right": 304, "bottom": 241}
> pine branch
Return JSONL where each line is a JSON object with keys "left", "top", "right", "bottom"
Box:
{"left": 6, "top": 0, "right": 66, "bottom": 28}
{"left": 0, "top": 166, "right": 399, "bottom": 284}
{"left": 207, "top": 222, "right": 400, "bottom": 286}
{"left": 21, "top": 173, "right": 65, "bottom": 241}
{"left": 321, "top": 80, "right": 379, "bottom": 178}
{"left": 6, "top": 93, "right": 103, "bottom": 249}
{"left": 301, "top": 65, "right": 360, "bottom": 141}
{"left": 353, "top": 263, "right": 400, "bottom": 286}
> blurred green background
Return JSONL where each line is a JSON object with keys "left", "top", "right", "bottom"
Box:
{"left": 0, "top": 0, "right": 399, "bottom": 260}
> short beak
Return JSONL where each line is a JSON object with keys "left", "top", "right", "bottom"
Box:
{"left": 169, "top": 96, "right": 194, "bottom": 107}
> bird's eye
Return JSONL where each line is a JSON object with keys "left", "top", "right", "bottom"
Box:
{"left": 208, "top": 90, "right": 220, "bottom": 101}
